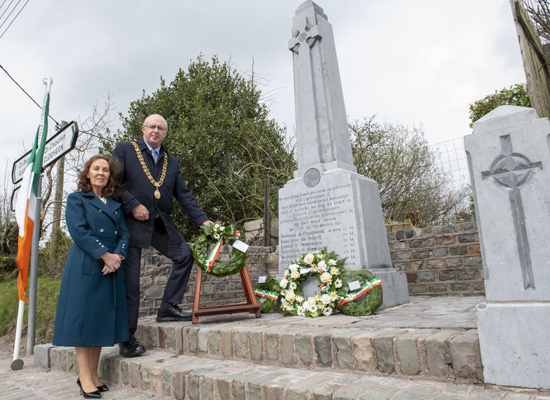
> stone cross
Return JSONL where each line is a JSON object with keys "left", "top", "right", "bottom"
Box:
{"left": 481, "top": 134, "right": 542, "bottom": 290}
{"left": 288, "top": 0, "right": 356, "bottom": 179}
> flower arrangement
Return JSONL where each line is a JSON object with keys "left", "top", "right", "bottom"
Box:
{"left": 279, "top": 248, "right": 347, "bottom": 317}
{"left": 192, "top": 222, "right": 246, "bottom": 278}
{"left": 254, "top": 247, "right": 384, "bottom": 318}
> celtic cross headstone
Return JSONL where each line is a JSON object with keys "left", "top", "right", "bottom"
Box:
{"left": 278, "top": 1, "right": 409, "bottom": 308}
{"left": 465, "top": 105, "right": 550, "bottom": 389}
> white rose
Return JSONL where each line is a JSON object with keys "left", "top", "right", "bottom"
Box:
{"left": 296, "top": 296, "right": 304, "bottom": 303}
{"left": 280, "top": 278, "right": 288, "bottom": 288}
{"left": 318, "top": 260, "right": 327, "bottom": 272}
{"left": 320, "top": 294, "right": 332, "bottom": 305}
{"left": 328, "top": 259, "right": 337, "bottom": 266}
{"left": 303, "top": 253, "right": 315, "bottom": 264}
{"left": 289, "top": 264, "right": 299, "bottom": 272}
{"left": 321, "top": 272, "right": 332, "bottom": 283}
{"left": 290, "top": 271, "right": 300, "bottom": 280}
{"left": 285, "top": 290, "right": 296, "bottom": 302}
{"left": 307, "top": 297, "right": 316, "bottom": 305}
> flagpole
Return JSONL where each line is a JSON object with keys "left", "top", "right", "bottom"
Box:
{"left": 27, "top": 78, "right": 52, "bottom": 356}
{"left": 12, "top": 300, "right": 25, "bottom": 366}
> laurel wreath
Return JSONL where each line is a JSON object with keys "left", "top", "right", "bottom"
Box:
{"left": 253, "top": 277, "right": 281, "bottom": 313}
{"left": 192, "top": 222, "right": 246, "bottom": 278}
{"left": 339, "top": 270, "right": 383, "bottom": 316}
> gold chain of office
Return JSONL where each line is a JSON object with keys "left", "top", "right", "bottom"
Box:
{"left": 132, "top": 142, "right": 168, "bottom": 199}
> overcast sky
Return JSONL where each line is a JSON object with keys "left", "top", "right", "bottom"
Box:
{"left": 0, "top": 0, "right": 525, "bottom": 194}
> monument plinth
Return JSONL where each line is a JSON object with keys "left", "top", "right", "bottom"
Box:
{"left": 278, "top": 1, "right": 409, "bottom": 308}
{"left": 465, "top": 106, "right": 550, "bottom": 389}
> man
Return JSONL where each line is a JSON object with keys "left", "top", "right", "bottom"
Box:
{"left": 112, "top": 114, "right": 212, "bottom": 357}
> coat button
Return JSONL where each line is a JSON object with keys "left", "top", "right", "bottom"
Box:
{"left": 114, "top": 231, "right": 118, "bottom": 234}
{"left": 99, "top": 210, "right": 102, "bottom": 213}
{"left": 100, "top": 228, "right": 104, "bottom": 232}
{"left": 115, "top": 211, "right": 118, "bottom": 214}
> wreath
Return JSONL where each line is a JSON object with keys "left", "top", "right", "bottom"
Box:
{"left": 253, "top": 247, "right": 384, "bottom": 317}
{"left": 193, "top": 222, "right": 246, "bottom": 278}
{"left": 278, "top": 248, "right": 347, "bottom": 317}
{"left": 253, "top": 277, "right": 281, "bottom": 313}
{"left": 339, "top": 270, "right": 383, "bottom": 316}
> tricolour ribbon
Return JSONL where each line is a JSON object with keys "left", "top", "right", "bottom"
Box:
{"left": 338, "top": 278, "right": 382, "bottom": 308}
{"left": 205, "top": 239, "right": 223, "bottom": 273}
{"left": 254, "top": 289, "right": 279, "bottom": 300}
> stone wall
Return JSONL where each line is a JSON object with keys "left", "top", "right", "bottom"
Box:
{"left": 387, "top": 222, "right": 484, "bottom": 297}
{"left": 139, "top": 222, "right": 483, "bottom": 315}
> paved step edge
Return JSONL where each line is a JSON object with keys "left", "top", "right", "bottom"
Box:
{"left": 134, "top": 321, "right": 483, "bottom": 383}
{"left": 42, "top": 347, "right": 532, "bottom": 400}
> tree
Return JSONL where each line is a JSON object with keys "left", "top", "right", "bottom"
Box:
{"left": 101, "top": 55, "right": 295, "bottom": 238}
{"left": 349, "top": 116, "right": 469, "bottom": 226}
{"left": 468, "top": 83, "right": 531, "bottom": 126}
{"left": 522, "top": 0, "right": 550, "bottom": 44}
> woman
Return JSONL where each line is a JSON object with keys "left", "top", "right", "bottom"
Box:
{"left": 53, "top": 155, "right": 130, "bottom": 399}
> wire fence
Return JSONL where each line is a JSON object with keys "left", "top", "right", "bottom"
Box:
{"left": 431, "top": 137, "right": 470, "bottom": 189}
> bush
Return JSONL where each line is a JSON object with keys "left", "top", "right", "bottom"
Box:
{"left": 0, "top": 278, "right": 61, "bottom": 344}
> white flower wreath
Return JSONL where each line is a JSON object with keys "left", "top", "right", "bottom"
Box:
{"left": 278, "top": 248, "right": 346, "bottom": 318}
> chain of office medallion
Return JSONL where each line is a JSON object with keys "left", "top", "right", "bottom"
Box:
{"left": 132, "top": 142, "right": 168, "bottom": 198}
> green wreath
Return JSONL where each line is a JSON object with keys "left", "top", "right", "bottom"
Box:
{"left": 253, "top": 277, "right": 281, "bottom": 313}
{"left": 192, "top": 222, "right": 246, "bottom": 278}
{"left": 339, "top": 270, "right": 383, "bottom": 316}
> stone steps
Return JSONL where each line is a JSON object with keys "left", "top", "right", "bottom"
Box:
{"left": 129, "top": 313, "right": 482, "bottom": 384}
{"left": 42, "top": 346, "right": 546, "bottom": 400}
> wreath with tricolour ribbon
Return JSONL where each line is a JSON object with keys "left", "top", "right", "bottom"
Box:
{"left": 253, "top": 248, "right": 383, "bottom": 317}
{"left": 192, "top": 222, "right": 246, "bottom": 278}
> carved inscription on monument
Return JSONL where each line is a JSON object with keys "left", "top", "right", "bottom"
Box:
{"left": 279, "top": 180, "right": 358, "bottom": 268}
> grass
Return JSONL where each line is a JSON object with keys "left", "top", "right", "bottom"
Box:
{"left": 0, "top": 278, "right": 61, "bottom": 344}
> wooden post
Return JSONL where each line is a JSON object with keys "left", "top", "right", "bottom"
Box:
{"left": 263, "top": 178, "right": 271, "bottom": 247}
{"left": 511, "top": 0, "right": 550, "bottom": 119}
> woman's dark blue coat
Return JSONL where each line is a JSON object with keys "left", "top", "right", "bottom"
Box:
{"left": 53, "top": 191, "right": 130, "bottom": 347}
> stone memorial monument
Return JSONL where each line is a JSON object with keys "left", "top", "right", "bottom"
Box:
{"left": 278, "top": 0, "right": 409, "bottom": 308}
{"left": 465, "top": 106, "right": 550, "bottom": 390}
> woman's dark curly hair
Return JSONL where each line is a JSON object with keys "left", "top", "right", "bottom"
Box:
{"left": 77, "top": 155, "right": 122, "bottom": 198}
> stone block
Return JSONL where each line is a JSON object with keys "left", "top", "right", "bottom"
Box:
{"left": 428, "top": 284, "right": 448, "bottom": 293}
{"left": 208, "top": 329, "right": 219, "bottom": 355}
{"left": 448, "top": 246, "right": 468, "bottom": 256}
{"left": 374, "top": 330, "right": 401, "bottom": 374}
{"left": 333, "top": 335, "right": 354, "bottom": 370}
{"left": 417, "top": 271, "right": 436, "bottom": 282}
{"left": 438, "top": 235, "right": 455, "bottom": 245}
{"left": 295, "top": 333, "right": 312, "bottom": 365}
{"left": 314, "top": 334, "right": 333, "bottom": 367}
{"left": 409, "top": 284, "right": 428, "bottom": 294}
{"left": 265, "top": 332, "right": 279, "bottom": 361}
{"left": 427, "top": 259, "right": 446, "bottom": 269}
{"left": 33, "top": 344, "right": 54, "bottom": 368}
{"left": 220, "top": 330, "right": 233, "bottom": 357}
{"left": 233, "top": 330, "right": 250, "bottom": 359}
{"left": 464, "top": 256, "right": 482, "bottom": 267}
{"left": 457, "top": 269, "right": 479, "bottom": 281}
{"left": 439, "top": 270, "right": 456, "bottom": 281}
{"left": 445, "top": 258, "right": 462, "bottom": 268}
{"left": 249, "top": 330, "right": 263, "bottom": 361}
{"left": 432, "top": 247, "right": 448, "bottom": 257}
{"left": 450, "top": 330, "right": 483, "bottom": 381}
{"left": 457, "top": 234, "right": 476, "bottom": 243}
{"left": 409, "top": 239, "right": 425, "bottom": 248}
{"left": 281, "top": 333, "right": 295, "bottom": 365}
{"left": 450, "top": 283, "right": 470, "bottom": 292}
{"left": 395, "top": 331, "right": 433, "bottom": 376}
{"left": 423, "top": 330, "right": 457, "bottom": 378}
{"left": 477, "top": 302, "right": 550, "bottom": 389}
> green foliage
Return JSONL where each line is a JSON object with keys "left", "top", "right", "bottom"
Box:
{"left": 0, "top": 221, "right": 18, "bottom": 282}
{"left": 0, "top": 278, "right": 61, "bottom": 344}
{"left": 38, "top": 228, "right": 73, "bottom": 279}
{"left": 101, "top": 55, "right": 295, "bottom": 239}
{"left": 468, "top": 83, "right": 531, "bottom": 126}
{"left": 350, "top": 116, "right": 469, "bottom": 226}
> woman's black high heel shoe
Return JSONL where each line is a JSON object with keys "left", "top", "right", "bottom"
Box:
{"left": 96, "top": 383, "right": 109, "bottom": 392}
{"left": 76, "top": 378, "right": 101, "bottom": 399}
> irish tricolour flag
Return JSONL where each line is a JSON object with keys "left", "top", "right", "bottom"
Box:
{"left": 15, "top": 92, "right": 50, "bottom": 301}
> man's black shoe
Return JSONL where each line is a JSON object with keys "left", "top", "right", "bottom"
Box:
{"left": 119, "top": 334, "right": 146, "bottom": 358}
{"left": 156, "top": 302, "right": 192, "bottom": 322}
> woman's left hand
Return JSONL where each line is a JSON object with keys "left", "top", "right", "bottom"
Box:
{"left": 100, "top": 252, "right": 122, "bottom": 275}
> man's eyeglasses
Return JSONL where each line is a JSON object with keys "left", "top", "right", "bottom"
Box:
{"left": 143, "top": 124, "right": 167, "bottom": 132}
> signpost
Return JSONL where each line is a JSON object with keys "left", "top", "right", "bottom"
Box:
{"left": 11, "top": 120, "right": 79, "bottom": 184}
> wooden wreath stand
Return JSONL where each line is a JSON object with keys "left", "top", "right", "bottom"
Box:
{"left": 192, "top": 266, "right": 261, "bottom": 323}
